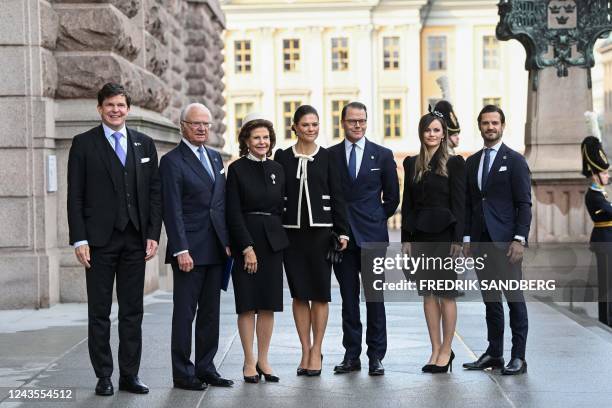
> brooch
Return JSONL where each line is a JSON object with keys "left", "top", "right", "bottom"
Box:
{"left": 271, "top": 174, "right": 276, "bottom": 184}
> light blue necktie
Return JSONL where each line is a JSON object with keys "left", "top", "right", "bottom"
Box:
{"left": 197, "top": 146, "right": 215, "bottom": 181}
{"left": 112, "top": 132, "right": 126, "bottom": 166}
{"left": 348, "top": 143, "right": 357, "bottom": 181}
{"left": 481, "top": 148, "right": 492, "bottom": 190}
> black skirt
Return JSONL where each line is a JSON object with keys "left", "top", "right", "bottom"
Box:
{"left": 284, "top": 196, "right": 333, "bottom": 302}
{"left": 410, "top": 228, "right": 458, "bottom": 298}
{"left": 232, "top": 215, "right": 284, "bottom": 314}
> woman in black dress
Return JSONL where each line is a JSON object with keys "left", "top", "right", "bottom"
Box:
{"left": 226, "top": 114, "right": 289, "bottom": 383}
{"left": 401, "top": 111, "right": 465, "bottom": 374}
{"left": 274, "top": 105, "right": 349, "bottom": 376}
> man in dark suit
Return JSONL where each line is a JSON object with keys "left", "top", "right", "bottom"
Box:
{"left": 159, "top": 103, "right": 233, "bottom": 390}
{"left": 462, "top": 105, "right": 532, "bottom": 375}
{"left": 67, "top": 83, "right": 162, "bottom": 395}
{"left": 329, "top": 102, "right": 400, "bottom": 376}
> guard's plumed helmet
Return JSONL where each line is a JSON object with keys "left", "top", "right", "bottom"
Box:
{"left": 434, "top": 100, "right": 460, "bottom": 135}
{"left": 581, "top": 136, "right": 609, "bottom": 177}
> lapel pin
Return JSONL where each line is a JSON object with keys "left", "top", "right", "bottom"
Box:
{"left": 503, "top": 155, "right": 507, "bottom": 160}
{"left": 134, "top": 142, "right": 141, "bottom": 146}
{"left": 371, "top": 155, "right": 374, "bottom": 160}
{"left": 271, "top": 174, "right": 276, "bottom": 184}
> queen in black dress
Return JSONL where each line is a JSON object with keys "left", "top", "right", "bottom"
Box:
{"left": 274, "top": 105, "right": 349, "bottom": 376}
{"left": 401, "top": 111, "right": 465, "bottom": 374}
{"left": 226, "top": 114, "right": 289, "bottom": 383}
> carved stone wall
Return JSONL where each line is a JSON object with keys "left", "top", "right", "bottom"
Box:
{"left": 0, "top": 0, "right": 225, "bottom": 309}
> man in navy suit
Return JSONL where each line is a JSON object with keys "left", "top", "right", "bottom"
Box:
{"left": 462, "top": 105, "right": 532, "bottom": 375}
{"left": 159, "top": 103, "right": 233, "bottom": 390}
{"left": 329, "top": 102, "right": 400, "bottom": 376}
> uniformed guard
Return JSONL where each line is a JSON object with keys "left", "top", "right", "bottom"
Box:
{"left": 582, "top": 112, "right": 612, "bottom": 327}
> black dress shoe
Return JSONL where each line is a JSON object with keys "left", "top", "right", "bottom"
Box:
{"left": 334, "top": 359, "right": 361, "bottom": 374}
{"left": 119, "top": 376, "right": 149, "bottom": 394}
{"left": 256, "top": 363, "right": 280, "bottom": 382}
{"left": 501, "top": 358, "right": 527, "bottom": 375}
{"left": 368, "top": 358, "right": 385, "bottom": 376}
{"left": 462, "top": 353, "right": 505, "bottom": 370}
{"left": 306, "top": 354, "right": 323, "bottom": 377}
{"left": 200, "top": 374, "right": 234, "bottom": 387}
{"left": 421, "top": 364, "right": 435, "bottom": 373}
{"left": 430, "top": 350, "right": 455, "bottom": 374}
{"left": 95, "top": 377, "right": 113, "bottom": 396}
{"left": 173, "top": 377, "right": 207, "bottom": 391}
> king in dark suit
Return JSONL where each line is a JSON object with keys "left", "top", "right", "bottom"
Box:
{"left": 67, "top": 83, "right": 162, "bottom": 395}
{"left": 159, "top": 103, "right": 233, "bottom": 390}
{"left": 328, "top": 102, "right": 400, "bottom": 376}
{"left": 462, "top": 105, "right": 532, "bottom": 376}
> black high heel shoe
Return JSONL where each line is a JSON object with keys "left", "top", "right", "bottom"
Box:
{"left": 256, "top": 363, "right": 280, "bottom": 382}
{"left": 243, "top": 366, "right": 260, "bottom": 383}
{"left": 297, "top": 367, "right": 307, "bottom": 376}
{"left": 430, "top": 350, "right": 455, "bottom": 374}
{"left": 421, "top": 364, "right": 435, "bottom": 373}
{"left": 306, "top": 354, "right": 323, "bottom": 377}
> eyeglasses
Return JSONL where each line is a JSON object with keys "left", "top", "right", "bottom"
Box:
{"left": 182, "top": 120, "right": 212, "bottom": 129}
{"left": 344, "top": 119, "right": 367, "bottom": 127}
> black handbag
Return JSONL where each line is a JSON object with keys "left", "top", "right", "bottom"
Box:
{"left": 326, "top": 231, "right": 344, "bottom": 264}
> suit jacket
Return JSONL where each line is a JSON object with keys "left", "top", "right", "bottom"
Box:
{"left": 159, "top": 141, "right": 229, "bottom": 265}
{"left": 401, "top": 153, "right": 466, "bottom": 242}
{"left": 465, "top": 142, "right": 532, "bottom": 243}
{"left": 226, "top": 156, "right": 289, "bottom": 253}
{"left": 329, "top": 138, "right": 400, "bottom": 246}
{"left": 274, "top": 146, "right": 349, "bottom": 236}
{"left": 67, "top": 124, "right": 162, "bottom": 247}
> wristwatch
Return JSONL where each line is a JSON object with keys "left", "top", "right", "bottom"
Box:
{"left": 512, "top": 237, "right": 526, "bottom": 246}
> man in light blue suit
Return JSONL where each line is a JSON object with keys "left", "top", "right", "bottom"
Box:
{"left": 160, "top": 103, "right": 233, "bottom": 390}
{"left": 328, "top": 102, "right": 400, "bottom": 376}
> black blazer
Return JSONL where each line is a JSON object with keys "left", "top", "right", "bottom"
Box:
{"left": 159, "top": 141, "right": 229, "bottom": 265}
{"left": 586, "top": 187, "right": 612, "bottom": 243}
{"left": 226, "top": 156, "right": 289, "bottom": 253}
{"left": 401, "top": 153, "right": 466, "bottom": 242}
{"left": 274, "top": 146, "right": 349, "bottom": 236}
{"left": 67, "top": 125, "right": 162, "bottom": 247}
{"left": 464, "top": 143, "right": 532, "bottom": 243}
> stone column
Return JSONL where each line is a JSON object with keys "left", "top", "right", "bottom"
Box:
{"left": 497, "top": 0, "right": 612, "bottom": 244}
{"left": 0, "top": 0, "right": 226, "bottom": 309}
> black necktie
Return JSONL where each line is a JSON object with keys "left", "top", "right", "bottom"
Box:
{"left": 481, "top": 148, "right": 492, "bottom": 190}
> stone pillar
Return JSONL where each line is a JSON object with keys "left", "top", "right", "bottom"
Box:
{"left": 0, "top": 0, "right": 226, "bottom": 309}
{"left": 497, "top": 0, "right": 612, "bottom": 244}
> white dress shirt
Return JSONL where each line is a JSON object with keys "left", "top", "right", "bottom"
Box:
{"left": 344, "top": 136, "right": 366, "bottom": 176}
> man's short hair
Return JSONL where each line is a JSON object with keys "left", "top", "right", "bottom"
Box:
{"left": 97, "top": 83, "right": 131, "bottom": 107}
{"left": 341, "top": 101, "right": 368, "bottom": 121}
{"left": 477, "top": 104, "right": 505, "bottom": 125}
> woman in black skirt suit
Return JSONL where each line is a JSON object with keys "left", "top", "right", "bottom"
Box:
{"left": 226, "top": 114, "right": 289, "bottom": 383}
{"left": 274, "top": 105, "right": 349, "bottom": 376}
{"left": 401, "top": 111, "right": 465, "bottom": 374}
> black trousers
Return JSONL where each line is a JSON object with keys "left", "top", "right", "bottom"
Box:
{"left": 86, "top": 223, "right": 145, "bottom": 378}
{"left": 595, "top": 252, "right": 612, "bottom": 327}
{"left": 334, "top": 247, "right": 387, "bottom": 362}
{"left": 476, "top": 231, "right": 528, "bottom": 359}
{"left": 171, "top": 263, "right": 222, "bottom": 380}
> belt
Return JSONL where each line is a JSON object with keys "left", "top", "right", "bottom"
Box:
{"left": 245, "top": 212, "right": 272, "bottom": 216}
{"left": 594, "top": 221, "right": 612, "bottom": 228}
